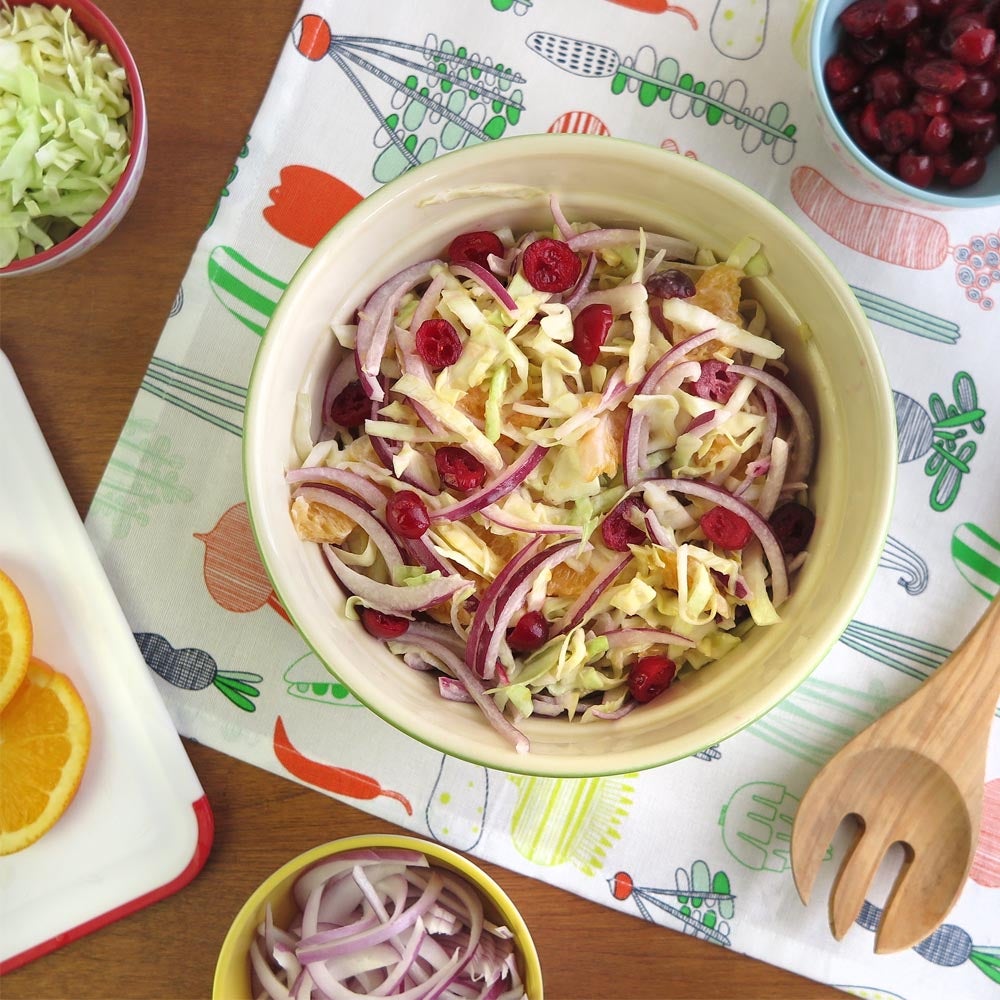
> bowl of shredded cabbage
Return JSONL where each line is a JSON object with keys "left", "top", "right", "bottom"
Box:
{"left": 0, "top": 0, "right": 145, "bottom": 276}
{"left": 213, "top": 835, "right": 542, "bottom": 1000}
{"left": 244, "top": 133, "right": 896, "bottom": 777}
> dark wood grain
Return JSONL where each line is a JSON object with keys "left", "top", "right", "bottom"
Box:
{"left": 1, "top": 2, "right": 841, "bottom": 997}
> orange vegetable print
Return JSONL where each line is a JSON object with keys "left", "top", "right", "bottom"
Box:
{"left": 263, "top": 166, "right": 363, "bottom": 248}
{"left": 273, "top": 716, "right": 413, "bottom": 815}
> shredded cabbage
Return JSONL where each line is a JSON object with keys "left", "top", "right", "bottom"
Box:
{"left": 0, "top": 3, "right": 132, "bottom": 266}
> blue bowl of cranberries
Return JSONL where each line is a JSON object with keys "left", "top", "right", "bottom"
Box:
{"left": 811, "top": 0, "right": 1000, "bottom": 207}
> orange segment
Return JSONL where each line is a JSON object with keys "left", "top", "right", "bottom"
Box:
{"left": 689, "top": 264, "right": 744, "bottom": 328}
{"left": 0, "top": 569, "right": 32, "bottom": 711}
{"left": 0, "top": 658, "right": 91, "bottom": 856}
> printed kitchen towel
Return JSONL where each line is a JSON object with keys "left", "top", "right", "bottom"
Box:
{"left": 85, "top": 2, "right": 1000, "bottom": 997}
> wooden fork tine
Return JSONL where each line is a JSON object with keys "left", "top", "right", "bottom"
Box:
{"left": 827, "top": 819, "right": 894, "bottom": 941}
{"left": 790, "top": 784, "right": 850, "bottom": 906}
{"left": 874, "top": 838, "right": 973, "bottom": 954}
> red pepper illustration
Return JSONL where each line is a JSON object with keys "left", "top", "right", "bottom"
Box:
{"left": 263, "top": 165, "right": 363, "bottom": 248}
{"left": 273, "top": 715, "right": 413, "bottom": 815}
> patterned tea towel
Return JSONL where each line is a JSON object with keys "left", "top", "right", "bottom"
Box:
{"left": 85, "top": 2, "right": 1000, "bottom": 997}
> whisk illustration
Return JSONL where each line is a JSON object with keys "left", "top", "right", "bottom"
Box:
{"left": 294, "top": 15, "right": 525, "bottom": 183}
{"left": 525, "top": 31, "right": 797, "bottom": 162}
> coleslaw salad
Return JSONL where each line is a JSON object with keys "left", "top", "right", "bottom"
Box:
{"left": 286, "top": 198, "right": 816, "bottom": 754}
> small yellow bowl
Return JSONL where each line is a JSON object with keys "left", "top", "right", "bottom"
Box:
{"left": 213, "top": 835, "right": 543, "bottom": 999}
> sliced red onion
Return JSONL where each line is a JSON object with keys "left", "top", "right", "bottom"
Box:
{"left": 598, "top": 626, "right": 696, "bottom": 650}
{"left": 286, "top": 466, "right": 387, "bottom": 511}
{"left": 357, "top": 259, "right": 441, "bottom": 402}
{"left": 556, "top": 553, "right": 632, "bottom": 633}
{"left": 562, "top": 252, "right": 597, "bottom": 313}
{"left": 526, "top": 697, "right": 565, "bottom": 717}
{"left": 438, "top": 676, "right": 474, "bottom": 702}
{"left": 549, "top": 193, "right": 574, "bottom": 241}
{"left": 291, "top": 484, "right": 406, "bottom": 574}
{"left": 645, "top": 477, "right": 789, "bottom": 605}
{"left": 590, "top": 700, "right": 638, "bottom": 721}
{"left": 367, "top": 392, "right": 439, "bottom": 493}
{"left": 393, "top": 322, "right": 446, "bottom": 435}
{"left": 451, "top": 262, "right": 518, "bottom": 314}
{"left": 757, "top": 386, "right": 778, "bottom": 461}
{"left": 321, "top": 352, "right": 360, "bottom": 425}
{"left": 430, "top": 445, "right": 547, "bottom": 522}
{"left": 566, "top": 228, "right": 697, "bottom": 261}
{"left": 727, "top": 365, "right": 815, "bottom": 483}
{"left": 643, "top": 508, "right": 675, "bottom": 550}
{"left": 392, "top": 634, "right": 528, "bottom": 753}
{"left": 479, "top": 505, "right": 583, "bottom": 537}
{"left": 322, "top": 544, "right": 472, "bottom": 613}
{"left": 466, "top": 537, "right": 543, "bottom": 673}
{"left": 403, "top": 620, "right": 468, "bottom": 657}
{"left": 475, "top": 540, "right": 580, "bottom": 681}
{"left": 547, "top": 365, "right": 630, "bottom": 444}
{"left": 408, "top": 271, "right": 448, "bottom": 333}
{"left": 756, "top": 436, "right": 788, "bottom": 519}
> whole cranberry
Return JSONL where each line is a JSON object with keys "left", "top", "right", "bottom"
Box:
{"left": 911, "top": 59, "right": 969, "bottom": 95}
{"left": 914, "top": 89, "right": 952, "bottom": 114}
{"left": 507, "top": 611, "right": 549, "bottom": 653}
{"left": 884, "top": 0, "right": 922, "bottom": 35}
{"left": 956, "top": 73, "right": 998, "bottom": 108}
{"left": 967, "top": 121, "right": 998, "bottom": 153}
{"left": 868, "top": 64, "right": 912, "bottom": 106}
{"left": 881, "top": 108, "right": 920, "bottom": 152}
{"left": 849, "top": 35, "right": 890, "bottom": 64}
{"left": 899, "top": 149, "right": 937, "bottom": 186}
{"left": 825, "top": 53, "right": 866, "bottom": 92}
{"left": 840, "top": 0, "right": 887, "bottom": 38}
{"left": 949, "top": 153, "right": 988, "bottom": 185}
{"left": 951, "top": 27, "right": 998, "bottom": 66}
{"left": 921, "top": 113, "right": 955, "bottom": 152}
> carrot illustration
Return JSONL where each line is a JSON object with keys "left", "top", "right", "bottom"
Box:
{"left": 273, "top": 716, "right": 413, "bottom": 815}
{"left": 605, "top": 0, "right": 699, "bottom": 27}
{"left": 971, "top": 778, "right": 1000, "bottom": 888}
{"left": 790, "top": 166, "right": 950, "bottom": 269}
{"left": 263, "top": 165, "right": 363, "bottom": 249}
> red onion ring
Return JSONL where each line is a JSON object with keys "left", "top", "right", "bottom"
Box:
{"left": 549, "top": 193, "right": 574, "bottom": 241}
{"left": 286, "top": 467, "right": 387, "bottom": 511}
{"left": 451, "top": 262, "right": 518, "bottom": 314}
{"left": 598, "top": 626, "right": 696, "bottom": 650}
{"left": 556, "top": 553, "right": 632, "bottom": 633}
{"left": 563, "top": 252, "right": 597, "bottom": 314}
{"left": 566, "top": 228, "right": 697, "bottom": 260}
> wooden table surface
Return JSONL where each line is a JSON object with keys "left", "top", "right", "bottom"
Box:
{"left": 1, "top": 3, "right": 842, "bottom": 997}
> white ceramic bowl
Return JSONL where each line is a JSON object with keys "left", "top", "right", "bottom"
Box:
{"left": 244, "top": 134, "right": 897, "bottom": 777}
{"left": 0, "top": 0, "right": 146, "bottom": 277}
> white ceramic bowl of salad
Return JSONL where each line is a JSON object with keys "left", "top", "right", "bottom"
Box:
{"left": 244, "top": 133, "right": 896, "bottom": 777}
{"left": 0, "top": 0, "right": 146, "bottom": 276}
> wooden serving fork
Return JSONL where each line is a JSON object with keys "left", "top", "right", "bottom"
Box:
{"left": 791, "top": 597, "right": 1000, "bottom": 953}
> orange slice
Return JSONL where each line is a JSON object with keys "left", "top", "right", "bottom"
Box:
{"left": 0, "top": 569, "right": 32, "bottom": 711}
{"left": 0, "top": 658, "right": 91, "bottom": 856}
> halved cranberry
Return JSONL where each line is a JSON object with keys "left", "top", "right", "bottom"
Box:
{"left": 601, "top": 495, "right": 647, "bottom": 551}
{"left": 899, "top": 149, "right": 937, "bottom": 186}
{"left": 628, "top": 655, "right": 676, "bottom": 703}
{"left": 572, "top": 303, "right": 614, "bottom": 365}
{"left": 840, "top": 0, "right": 887, "bottom": 38}
{"left": 448, "top": 230, "right": 504, "bottom": 270}
{"left": 386, "top": 491, "right": 430, "bottom": 539}
{"left": 507, "top": 611, "right": 549, "bottom": 653}
{"left": 921, "top": 112, "right": 955, "bottom": 152}
{"left": 770, "top": 502, "right": 816, "bottom": 556}
{"left": 825, "top": 53, "right": 866, "bottom": 92}
{"left": 691, "top": 360, "right": 742, "bottom": 403}
{"left": 361, "top": 608, "right": 409, "bottom": 639}
{"left": 328, "top": 379, "right": 370, "bottom": 428}
{"left": 700, "top": 506, "right": 753, "bottom": 550}
{"left": 521, "top": 238, "right": 581, "bottom": 292}
{"left": 911, "top": 58, "right": 969, "bottom": 93}
{"left": 646, "top": 268, "right": 696, "bottom": 299}
{"left": 880, "top": 108, "right": 920, "bottom": 151}
{"left": 949, "top": 153, "right": 988, "bottom": 185}
{"left": 951, "top": 26, "right": 998, "bottom": 66}
{"left": 415, "top": 319, "right": 463, "bottom": 370}
{"left": 435, "top": 447, "right": 487, "bottom": 492}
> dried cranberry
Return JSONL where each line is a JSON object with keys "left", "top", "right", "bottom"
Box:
{"left": 850, "top": 35, "right": 890, "bottom": 64}
{"left": 944, "top": 11, "right": 990, "bottom": 49}
{"left": 572, "top": 303, "right": 615, "bottom": 365}
{"left": 645, "top": 268, "right": 696, "bottom": 299}
{"left": 967, "top": 120, "right": 998, "bottom": 152}
{"left": 860, "top": 100, "right": 885, "bottom": 142}
{"left": 770, "top": 502, "right": 816, "bottom": 556}
{"left": 386, "top": 490, "right": 430, "bottom": 539}
{"left": 951, "top": 26, "right": 998, "bottom": 65}
{"left": 884, "top": 0, "right": 922, "bottom": 34}
{"left": 880, "top": 108, "right": 920, "bottom": 151}
{"left": 521, "top": 238, "right": 581, "bottom": 292}
{"left": 628, "top": 655, "right": 676, "bottom": 703}
{"left": 825, "top": 53, "right": 866, "bottom": 92}
{"left": 415, "top": 319, "right": 463, "bottom": 370}
{"left": 956, "top": 73, "right": 998, "bottom": 107}
{"left": 933, "top": 149, "right": 960, "bottom": 177}
{"left": 507, "top": 611, "right": 550, "bottom": 653}
{"left": 949, "top": 152, "right": 988, "bottom": 185}
{"left": 700, "top": 506, "right": 753, "bottom": 550}
{"left": 911, "top": 58, "right": 969, "bottom": 93}
{"left": 435, "top": 447, "right": 487, "bottom": 492}
{"left": 867, "top": 65, "right": 912, "bottom": 106}
{"left": 951, "top": 107, "right": 998, "bottom": 131}
{"left": 899, "top": 149, "right": 937, "bottom": 185}
{"left": 914, "top": 88, "right": 952, "bottom": 114}
{"left": 921, "top": 112, "right": 955, "bottom": 151}
{"left": 448, "top": 230, "right": 504, "bottom": 270}
{"left": 601, "top": 495, "right": 647, "bottom": 551}
{"left": 833, "top": 83, "right": 866, "bottom": 112}
{"left": 328, "top": 379, "right": 370, "bottom": 428}
{"left": 840, "top": 0, "right": 887, "bottom": 38}
{"left": 920, "top": 0, "right": 950, "bottom": 17}
{"left": 691, "top": 360, "right": 742, "bottom": 403}
{"left": 361, "top": 608, "right": 409, "bottom": 639}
